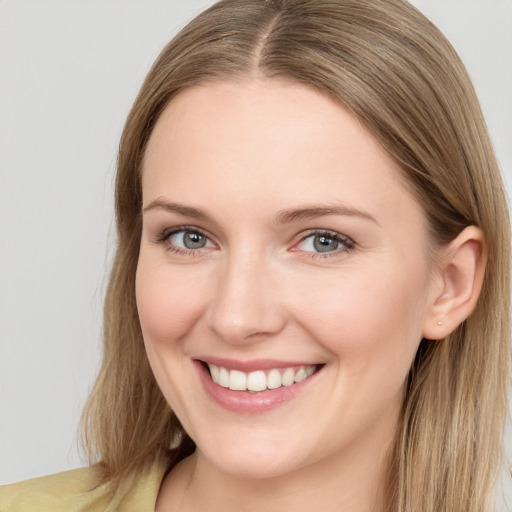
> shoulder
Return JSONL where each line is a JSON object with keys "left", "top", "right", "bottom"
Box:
{"left": 0, "top": 461, "right": 167, "bottom": 512}
{"left": 0, "top": 466, "right": 108, "bottom": 512}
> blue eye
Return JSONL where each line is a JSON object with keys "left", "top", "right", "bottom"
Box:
{"left": 159, "top": 228, "right": 215, "bottom": 252}
{"left": 170, "top": 230, "right": 211, "bottom": 249}
{"left": 296, "top": 231, "right": 354, "bottom": 254}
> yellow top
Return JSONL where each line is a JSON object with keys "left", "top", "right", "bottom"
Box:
{"left": 0, "top": 460, "right": 168, "bottom": 512}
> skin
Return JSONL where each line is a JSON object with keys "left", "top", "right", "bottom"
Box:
{"left": 135, "top": 80, "right": 482, "bottom": 511}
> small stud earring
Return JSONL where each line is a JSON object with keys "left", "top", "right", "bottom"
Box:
{"left": 437, "top": 321, "right": 443, "bottom": 326}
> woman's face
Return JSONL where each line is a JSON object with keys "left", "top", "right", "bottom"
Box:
{"left": 136, "top": 80, "right": 439, "bottom": 479}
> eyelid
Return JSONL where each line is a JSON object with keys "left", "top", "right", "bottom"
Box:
{"left": 153, "top": 225, "right": 355, "bottom": 259}
{"left": 155, "top": 225, "right": 217, "bottom": 253}
{"left": 155, "top": 225, "right": 209, "bottom": 241}
{"left": 292, "top": 229, "right": 355, "bottom": 257}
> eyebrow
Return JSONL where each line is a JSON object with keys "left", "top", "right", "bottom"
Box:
{"left": 274, "top": 205, "right": 378, "bottom": 225}
{"left": 142, "top": 199, "right": 378, "bottom": 225}
{"left": 143, "top": 199, "right": 211, "bottom": 221}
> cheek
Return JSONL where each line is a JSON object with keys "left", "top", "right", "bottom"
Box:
{"left": 135, "top": 258, "right": 210, "bottom": 344}
{"left": 289, "top": 266, "right": 429, "bottom": 437}
{"left": 291, "top": 264, "right": 429, "bottom": 374}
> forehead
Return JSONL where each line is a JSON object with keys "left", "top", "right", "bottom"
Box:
{"left": 142, "top": 80, "right": 424, "bottom": 233}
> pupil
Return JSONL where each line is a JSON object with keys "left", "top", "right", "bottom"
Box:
{"left": 184, "top": 232, "right": 206, "bottom": 249}
{"left": 313, "top": 235, "right": 338, "bottom": 253}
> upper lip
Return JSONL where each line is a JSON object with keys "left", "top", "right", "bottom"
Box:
{"left": 196, "top": 357, "right": 321, "bottom": 372}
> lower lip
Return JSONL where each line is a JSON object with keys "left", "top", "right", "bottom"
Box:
{"left": 195, "top": 361, "right": 321, "bottom": 414}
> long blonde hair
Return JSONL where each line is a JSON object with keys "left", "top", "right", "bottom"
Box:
{"left": 81, "top": 1, "right": 511, "bottom": 510}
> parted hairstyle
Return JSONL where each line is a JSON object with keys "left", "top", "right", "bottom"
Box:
{"left": 80, "top": 1, "right": 511, "bottom": 511}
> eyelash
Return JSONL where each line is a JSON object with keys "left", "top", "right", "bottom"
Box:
{"left": 154, "top": 226, "right": 214, "bottom": 257}
{"left": 154, "top": 226, "right": 356, "bottom": 259}
{"left": 295, "top": 230, "right": 356, "bottom": 259}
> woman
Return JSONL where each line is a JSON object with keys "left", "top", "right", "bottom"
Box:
{"left": 1, "top": 0, "right": 509, "bottom": 511}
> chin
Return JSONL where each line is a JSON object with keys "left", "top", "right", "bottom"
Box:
{"left": 194, "top": 428, "right": 313, "bottom": 480}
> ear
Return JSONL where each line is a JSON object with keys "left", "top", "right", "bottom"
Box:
{"left": 422, "top": 226, "right": 487, "bottom": 340}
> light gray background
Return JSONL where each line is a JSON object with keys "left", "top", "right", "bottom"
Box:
{"left": 1, "top": 0, "right": 511, "bottom": 505}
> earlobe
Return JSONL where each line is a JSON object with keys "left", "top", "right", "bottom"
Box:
{"left": 422, "top": 226, "right": 487, "bottom": 340}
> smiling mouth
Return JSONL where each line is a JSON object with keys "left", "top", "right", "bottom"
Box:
{"left": 203, "top": 362, "right": 319, "bottom": 392}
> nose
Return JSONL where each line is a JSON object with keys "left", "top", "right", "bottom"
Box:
{"left": 206, "top": 250, "right": 286, "bottom": 344}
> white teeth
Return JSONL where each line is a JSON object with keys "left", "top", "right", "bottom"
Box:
{"left": 229, "top": 370, "right": 247, "bottom": 391}
{"left": 209, "top": 364, "right": 220, "bottom": 383}
{"left": 218, "top": 366, "right": 229, "bottom": 388}
{"left": 247, "top": 370, "right": 267, "bottom": 392}
{"left": 294, "top": 368, "right": 307, "bottom": 383}
{"left": 267, "top": 369, "right": 282, "bottom": 389}
{"left": 207, "top": 363, "right": 317, "bottom": 391}
{"left": 281, "top": 368, "right": 295, "bottom": 386}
